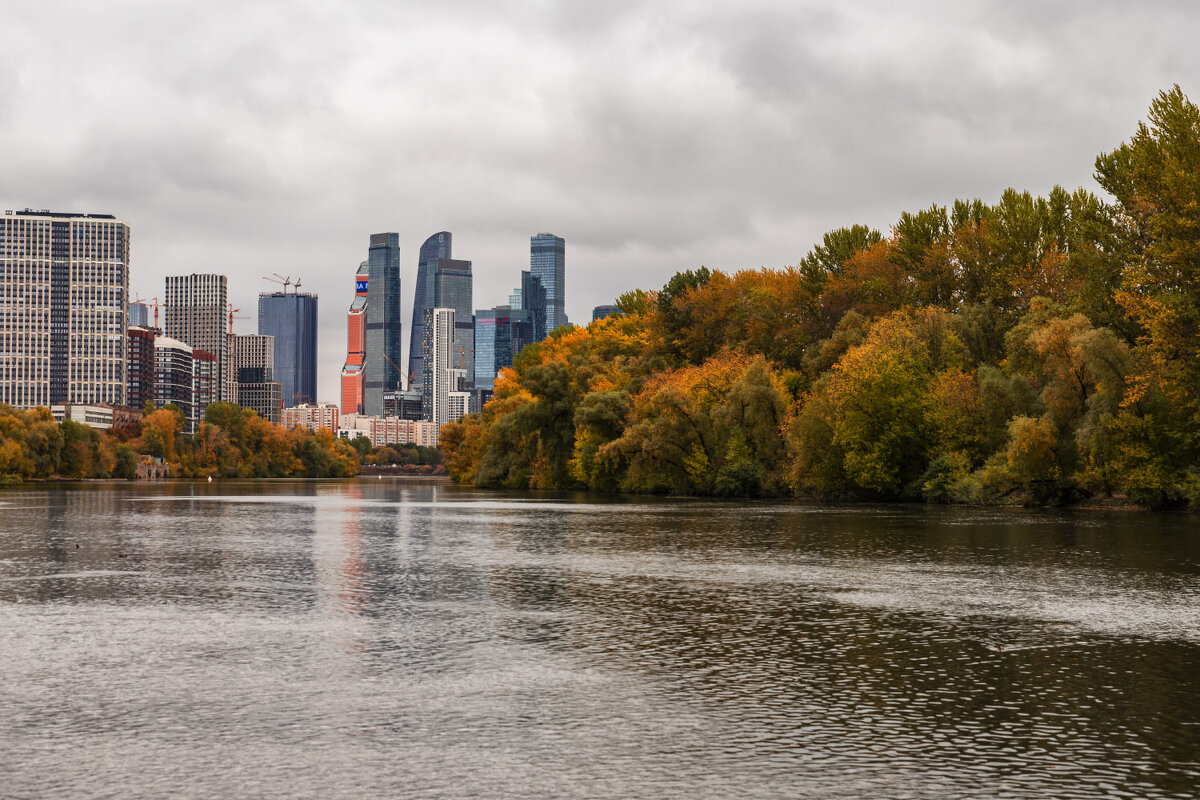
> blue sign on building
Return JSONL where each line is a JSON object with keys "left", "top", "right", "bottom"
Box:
{"left": 356, "top": 279, "right": 368, "bottom": 293}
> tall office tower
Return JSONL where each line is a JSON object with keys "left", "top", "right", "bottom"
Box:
{"left": 530, "top": 233, "right": 566, "bottom": 332}
{"left": 127, "top": 325, "right": 157, "bottom": 411}
{"left": 258, "top": 290, "right": 317, "bottom": 407}
{"left": 164, "top": 274, "right": 229, "bottom": 402}
{"left": 0, "top": 210, "right": 129, "bottom": 409}
{"left": 433, "top": 257, "right": 474, "bottom": 383}
{"left": 520, "top": 270, "right": 548, "bottom": 342}
{"left": 154, "top": 336, "right": 194, "bottom": 425}
{"left": 340, "top": 261, "right": 368, "bottom": 414}
{"left": 231, "top": 333, "right": 282, "bottom": 423}
{"left": 129, "top": 302, "right": 150, "bottom": 328}
{"left": 363, "top": 232, "right": 402, "bottom": 416}
{"left": 421, "top": 307, "right": 455, "bottom": 427}
{"left": 474, "top": 306, "right": 533, "bottom": 391}
{"left": 407, "top": 232, "right": 451, "bottom": 391}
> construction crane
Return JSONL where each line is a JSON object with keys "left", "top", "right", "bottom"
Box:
{"left": 131, "top": 296, "right": 166, "bottom": 330}
{"left": 262, "top": 274, "right": 302, "bottom": 294}
{"left": 227, "top": 304, "right": 249, "bottom": 335}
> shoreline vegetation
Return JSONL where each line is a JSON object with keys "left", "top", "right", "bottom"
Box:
{"left": 0, "top": 402, "right": 441, "bottom": 485}
{"left": 441, "top": 87, "right": 1200, "bottom": 511}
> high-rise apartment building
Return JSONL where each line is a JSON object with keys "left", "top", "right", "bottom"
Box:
{"left": 363, "top": 233, "right": 402, "bottom": 416}
{"left": 192, "top": 350, "right": 217, "bottom": 430}
{"left": 421, "top": 307, "right": 455, "bottom": 427}
{"left": 474, "top": 307, "right": 533, "bottom": 391}
{"left": 0, "top": 210, "right": 129, "bottom": 409}
{"left": 258, "top": 290, "right": 317, "bottom": 407}
{"left": 164, "top": 274, "right": 229, "bottom": 402}
{"left": 340, "top": 261, "right": 368, "bottom": 414}
{"left": 230, "top": 333, "right": 281, "bottom": 423}
{"left": 407, "top": 232, "right": 451, "bottom": 392}
{"left": 127, "top": 325, "right": 156, "bottom": 411}
{"left": 154, "top": 335, "right": 194, "bottom": 425}
{"left": 530, "top": 233, "right": 566, "bottom": 332}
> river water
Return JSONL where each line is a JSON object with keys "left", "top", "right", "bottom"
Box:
{"left": 1, "top": 480, "right": 1198, "bottom": 799}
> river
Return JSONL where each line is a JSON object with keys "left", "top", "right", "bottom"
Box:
{"left": 1, "top": 480, "right": 1198, "bottom": 799}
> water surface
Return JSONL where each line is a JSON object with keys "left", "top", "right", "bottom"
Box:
{"left": 2, "top": 481, "right": 1198, "bottom": 799}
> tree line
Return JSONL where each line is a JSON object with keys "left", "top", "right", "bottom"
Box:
{"left": 0, "top": 402, "right": 440, "bottom": 484}
{"left": 441, "top": 87, "right": 1200, "bottom": 509}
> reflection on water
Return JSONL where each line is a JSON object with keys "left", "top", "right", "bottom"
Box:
{"left": 1, "top": 481, "right": 1199, "bottom": 799}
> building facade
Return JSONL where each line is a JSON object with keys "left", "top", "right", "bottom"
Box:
{"left": 153, "top": 335, "right": 194, "bottom": 426}
{"left": 363, "top": 233, "right": 402, "bottom": 416}
{"left": 340, "top": 261, "right": 368, "bottom": 414}
{"left": 258, "top": 290, "right": 317, "bottom": 408}
{"left": 433, "top": 257, "right": 474, "bottom": 385}
{"left": 421, "top": 307, "right": 455, "bottom": 426}
{"left": 230, "top": 333, "right": 281, "bottom": 423}
{"left": 530, "top": 232, "right": 566, "bottom": 332}
{"left": 407, "top": 232, "right": 451, "bottom": 393}
{"left": 0, "top": 210, "right": 129, "bottom": 409}
{"left": 129, "top": 302, "right": 150, "bottom": 328}
{"left": 281, "top": 401, "right": 339, "bottom": 432}
{"left": 164, "top": 274, "right": 229, "bottom": 402}
{"left": 338, "top": 414, "right": 440, "bottom": 448}
{"left": 127, "top": 325, "right": 157, "bottom": 411}
{"left": 192, "top": 350, "right": 218, "bottom": 430}
{"left": 473, "top": 306, "right": 533, "bottom": 391}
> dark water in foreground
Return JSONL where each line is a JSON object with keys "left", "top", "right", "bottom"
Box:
{"left": 1, "top": 481, "right": 1198, "bottom": 799}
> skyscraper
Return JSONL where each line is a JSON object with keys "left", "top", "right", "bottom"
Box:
{"left": 340, "top": 261, "right": 368, "bottom": 414}
{"left": 407, "top": 232, "right": 451, "bottom": 391}
{"left": 0, "top": 210, "right": 129, "bottom": 409}
{"left": 421, "top": 307, "right": 455, "bottom": 427}
{"left": 231, "top": 333, "right": 282, "bottom": 423}
{"left": 258, "top": 290, "right": 317, "bottom": 408}
{"left": 164, "top": 274, "right": 229, "bottom": 402}
{"left": 474, "top": 307, "right": 533, "bottom": 391}
{"left": 363, "top": 233, "right": 402, "bottom": 416}
{"left": 530, "top": 232, "right": 566, "bottom": 332}
{"left": 433, "top": 257, "right": 474, "bottom": 382}
{"left": 129, "top": 302, "right": 150, "bottom": 328}
{"left": 127, "top": 325, "right": 156, "bottom": 411}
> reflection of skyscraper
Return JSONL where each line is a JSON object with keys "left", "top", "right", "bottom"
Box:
{"left": 408, "top": 232, "right": 451, "bottom": 392}
{"left": 530, "top": 232, "right": 566, "bottom": 332}
{"left": 258, "top": 291, "right": 317, "bottom": 408}
{"left": 363, "top": 233, "right": 402, "bottom": 416}
{"left": 340, "top": 261, "right": 368, "bottom": 414}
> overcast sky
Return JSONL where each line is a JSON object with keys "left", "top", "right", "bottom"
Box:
{"left": 3, "top": 1, "right": 1198, "bottom": 402}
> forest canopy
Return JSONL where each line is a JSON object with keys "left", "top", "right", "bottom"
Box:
{"left": 441, "top": 87, "right": 1200, "bottom": 509}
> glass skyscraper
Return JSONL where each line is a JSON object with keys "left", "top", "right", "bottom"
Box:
{"left": 433, "top": 258, "right": 474, "bottom": 382}
{"left": 407, "top": 232, "right": 451, "bottom": 392}
{"left": 530, "top": 233, "right": 566, "bottom": 332}
{"left": 474, "top": 307, "right": 533, "bottom": 391}
{"left": 363, "top": 232, "right": 402, "bottom": 416}
{"left": 258, "top": 291, "right": 317, "bottom": 408}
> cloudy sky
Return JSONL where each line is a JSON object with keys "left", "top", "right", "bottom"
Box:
{"left": 3, "top": 1, "right": 1197, "bottom": 402}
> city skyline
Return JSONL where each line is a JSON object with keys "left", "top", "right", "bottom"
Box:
{"left": 4, "top": 4, "right": 1194, "bottom": 404}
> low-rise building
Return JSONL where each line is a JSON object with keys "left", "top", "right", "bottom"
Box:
{"left": 337, "top": 414, "right": 439, "bottom": 448}
{"left": 282, "top": 401, "right": 339, "bottom": 432}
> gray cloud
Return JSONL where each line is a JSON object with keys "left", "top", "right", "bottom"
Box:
{"left": 2, "top": 0, "right": 1198, "bottom": 402}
